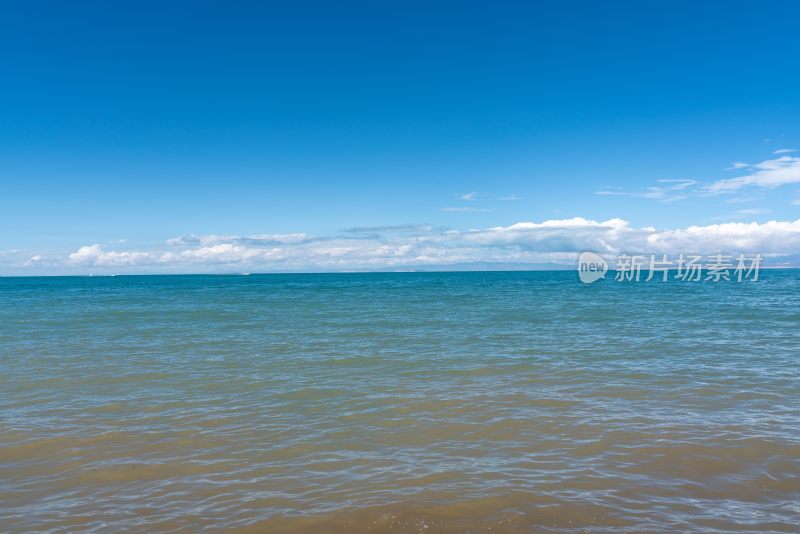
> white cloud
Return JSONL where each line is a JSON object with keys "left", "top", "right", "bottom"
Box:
{"left": 454, "top": 192, "right": 519, "bottom": 202}
{"left": 727, "top": 162, "right": 750, "bottom": 170}
{"left": 166, "top": 233, "right": 310, "bottom": 246}
{"left": 13, "top": 217, "right": 793, "bottom": 274}
{"left": 735, "top": 208, "right": 771, "bottom": 215}
{"left": 724, "top": 195, "right": 764, "bottom": 204}
{"left": 707, "top": 156, "right": 800, "bottom": 193}
{"left": 643, "top": 220, "right": 800, "bottom": 254}
{"left": 441, "top": 207, "right": 491, "bottom": 212}
{"left": 657, "top": 179, "right": 696, "bottom": 189}
{"left": 68, "top": 244, "right": 158, "bottom": 267}
{"left": 712, "top": 208, "right": 774, "bottom": 221}
{"left": 343, "top": 224, "right": 437, "bottom": 235}
{"left": 602, "top": 155, "right": 800, "bottom": 200}
{"left": 596, "top": 179, "right": 696, "bottom": 202}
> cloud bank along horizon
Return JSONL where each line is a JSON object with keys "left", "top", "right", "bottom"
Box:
{"left": 6, "top": 217, "right": 800, "bottom": 274}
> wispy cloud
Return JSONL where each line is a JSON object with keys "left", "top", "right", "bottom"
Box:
{"left": 441, "top": 206, "right": 491, "bottom": 212}
{"left": 736, "top": 208, "right": 772, "bottom": 215}
{"left": 707, "top": 156, "right": 800, "bottom": 193}
{"left": 724, "top": 194, "right": 764, "bottom": 204}
{"left": 657, "top": 179, "right": 696, "bottom": 189}
{"left": 8, "top": 217, "right": 800, "bottom": 274}
{"left": 595, "top": 179, "right": 696, "bottom": 202}
{"left": 713, "top": 208, "right": 774, "bottom": 220}
{"left": 773, "top": 148, "right": 796, "bottom": 155}
{"left": 601, "top": 155, "right": 800, "bottom": 199}
{"left": 726, "top": 162, "right": 750, "bottom": 170}
{"left": 455, "top": 192, "right": 519, "bottom": 201}
{"left": 343, "top": 224, "right": 439, "bottom": 235}
{"left": 166, "top": 233, "right": 311, "bottom": 247}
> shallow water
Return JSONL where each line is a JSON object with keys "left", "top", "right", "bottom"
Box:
{"left": 1, "top": 271, "right": 799, "bottom": 532}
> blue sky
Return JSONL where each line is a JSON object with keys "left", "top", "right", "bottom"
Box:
{"left": 2, "top": 1, "right": 800, "bottom": 273}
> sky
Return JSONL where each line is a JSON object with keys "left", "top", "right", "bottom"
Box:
{"left": 1, "top": 0, "right": 800, "bottom": 274}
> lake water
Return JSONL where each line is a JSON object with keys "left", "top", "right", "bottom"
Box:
{"left": 1, "top": 271, "right": 799, "bottom": 532}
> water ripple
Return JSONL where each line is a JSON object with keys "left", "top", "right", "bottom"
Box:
{"left": 1, "top": 272, "right": 799, "bottom": 532}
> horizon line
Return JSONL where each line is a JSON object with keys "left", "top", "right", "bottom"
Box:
{"left": 2, "top": 266, "right": 798, "bottom": 279}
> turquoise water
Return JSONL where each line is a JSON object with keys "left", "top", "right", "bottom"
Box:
{"left": 1, "top": 271, "right": 799, "bottom": 532}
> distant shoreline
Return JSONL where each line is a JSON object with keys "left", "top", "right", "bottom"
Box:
{"left": 1, "top": 266, "right": 798, "bottom": 279}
